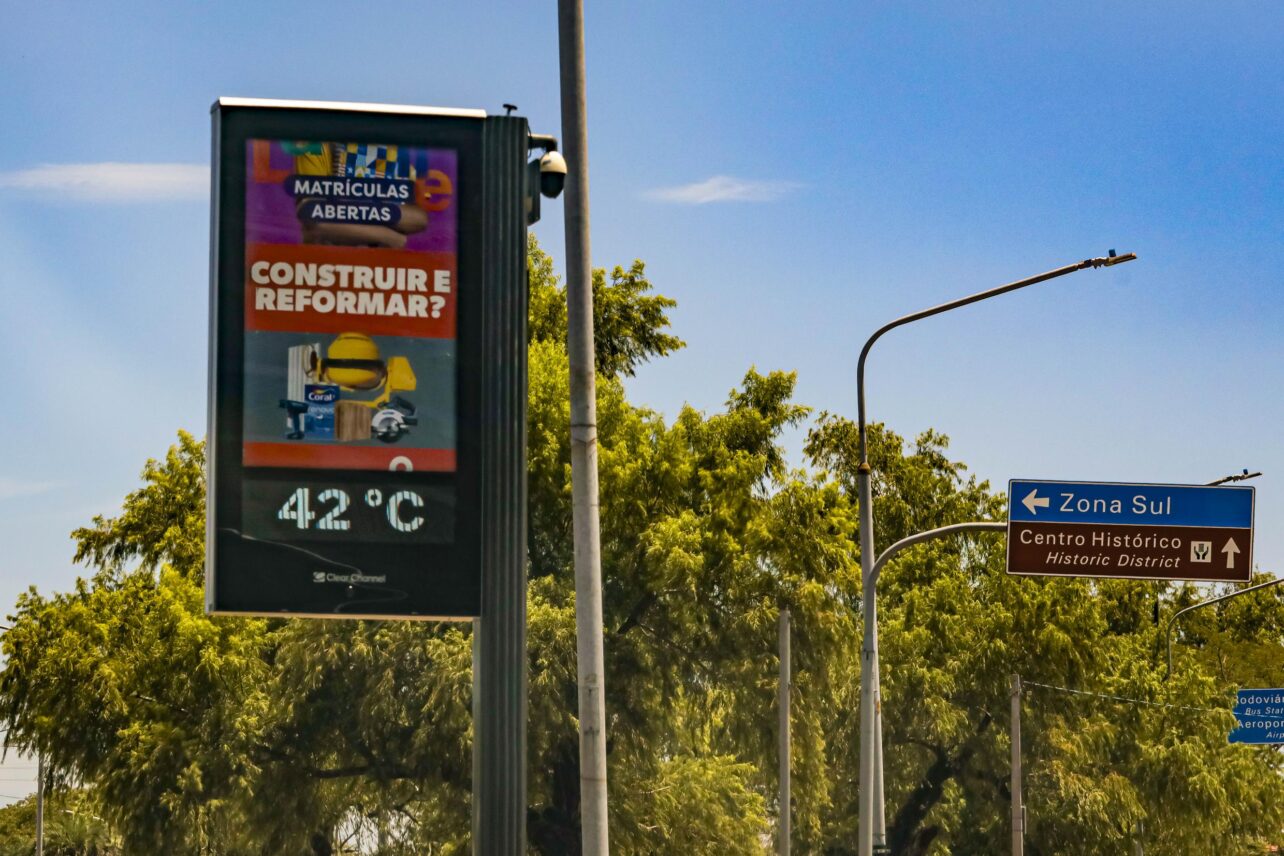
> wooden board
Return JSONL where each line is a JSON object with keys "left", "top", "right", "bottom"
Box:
{"left": 336, "top": 401, "right": 371, "bottom": 442}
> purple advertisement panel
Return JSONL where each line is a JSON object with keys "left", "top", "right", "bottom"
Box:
{"left": 242, "top": 140, "right": 459, "bottom": 474}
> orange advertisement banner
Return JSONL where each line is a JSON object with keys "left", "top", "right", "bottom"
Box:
{"left": 244, "top": 243, "right": 457, "bottom": 338}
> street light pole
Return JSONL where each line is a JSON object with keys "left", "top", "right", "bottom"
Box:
{"left": 0, "top": 625, "right": 37, "bottom": 856}
{"left": 855, "top": 251, "right": 1136, "bottom": 855}
{"left": 869, "top": 520, "right": 1006, "bottom": 849}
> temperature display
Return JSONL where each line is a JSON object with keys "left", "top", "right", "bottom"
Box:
{"left": 242, "top": 479, "right": 453, "bottom": 545}
{"left": 276, "top": 487, "right": 428, "bottom": 533}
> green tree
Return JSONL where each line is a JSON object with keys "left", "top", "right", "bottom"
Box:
{"left": 526, "top": 235, "right": 684, "bottom": 378}
{"left": 4, "top": 238, "right": 838, "bottom": 854}
{"left": 4, "top": 237, "right": 1283, "bottom": 854}
{"left": 806, "top": 415, "right": 1284, "bottom": 854}
{"left": 0, "top": 788, "right": 122, "bottom": 856}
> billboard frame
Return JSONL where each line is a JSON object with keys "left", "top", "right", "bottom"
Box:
{"left": 207, "top": 98, "right": 529, "bottom": 621}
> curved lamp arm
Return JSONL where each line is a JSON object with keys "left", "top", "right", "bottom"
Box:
{"left": 855, "top": 253, "right": 1135, "bottom": 466}
{"left": 870, "top": 521, "right": 1007, "bottom": 586}
{"left": 1166, "top": 576, "right": 1284, "bottom": 678}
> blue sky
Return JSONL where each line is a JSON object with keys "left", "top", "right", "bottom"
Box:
{"left": 0, "top": 1, "right": 1281, "bottom": 796}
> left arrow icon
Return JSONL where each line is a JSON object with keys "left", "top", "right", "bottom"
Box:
{"left": 1022, "top": 489, "right": 1051, "bottom": 515}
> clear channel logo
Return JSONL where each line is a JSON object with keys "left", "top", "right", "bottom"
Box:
{"left": 312, "top": 570, "right": 388, "bottom": 584}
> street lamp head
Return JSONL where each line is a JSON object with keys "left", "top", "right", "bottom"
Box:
{"left": 1092, "top": 249, "right": 1137, "bottom": 268}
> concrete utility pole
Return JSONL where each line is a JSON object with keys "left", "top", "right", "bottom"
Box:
{"left": 557, "top": 1, "right": 610, "bottom": 852}
{"left": 1010, "top": 675, "right": 1023, "bottom": 856}
{"left": 36, "top": 751, "right": 44, "bottom": 856}
{"left": 778, "top": 608, "right": 792, "bottom": 856}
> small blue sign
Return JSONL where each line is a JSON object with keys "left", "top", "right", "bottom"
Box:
{"left": 1229, "top": 689, "right": 1284, "bottom": 744}
{"left": 1009, "top": 480, "right": 1254, "bottom": 529}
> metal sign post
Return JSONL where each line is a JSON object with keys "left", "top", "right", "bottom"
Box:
{"left": 1010, "top": 675, "right": 1023, "bottom": 856}
{"left": 1007, "top": 480, "right": 1254, "bottom": 582}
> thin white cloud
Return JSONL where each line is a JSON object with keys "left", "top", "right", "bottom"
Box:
{"left": 0, "top": 163, "right": 207, "bottom": 202}
{"left": 0, "top": 478, "right": 61, "bottom": 502}
{"left": 644, "top": 175, "right": 802, "bottom": 204}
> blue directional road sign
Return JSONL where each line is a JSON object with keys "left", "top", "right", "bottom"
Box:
{"left": 1229, "top": 689, "right": 1284, "bottom": 744}
{"left": 1007, "top": 480, "right": 1254, "bottom": 582}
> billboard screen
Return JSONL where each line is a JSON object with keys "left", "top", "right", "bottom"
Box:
{"left": 240, "top": 139, "right": 458, "bottom": 551}
{"left": 242, "top": 139, "right": 458, "bottom": 475}
{"left": 208, "top": 99, "right": 523, "bottom": 619}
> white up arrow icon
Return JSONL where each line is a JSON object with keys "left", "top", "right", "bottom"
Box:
{"left": 1022, "top": 489, "right": 1051, "bottom": 515}
{"left": 1222, "top": 538, "right": 1241, "bottom": 569}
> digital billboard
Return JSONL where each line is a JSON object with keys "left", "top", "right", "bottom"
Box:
{"left": 208, "top": 99, "right": 527, "bottom": 619}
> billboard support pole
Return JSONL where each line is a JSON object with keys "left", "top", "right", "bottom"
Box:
{"left": 558, "top": 0, "right": 610, "bottom": 852}
{"left": 475, "top": 117, "right": 532, "bottom": 854}
{"left": 471, "top": 618, "right": 481, "bottom": 847}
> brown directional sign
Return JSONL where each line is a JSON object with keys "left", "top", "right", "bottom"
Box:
{"left": 1006, "top": 480, "right": 1254, "bottom": 582}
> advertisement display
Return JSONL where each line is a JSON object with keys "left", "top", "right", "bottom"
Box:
{"left": 242, "top": 139, "right": 458, "bottom": 475}
{"left": 208, "top": 99, "right": 530, "bottom": 619}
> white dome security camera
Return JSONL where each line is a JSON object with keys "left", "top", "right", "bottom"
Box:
{"left": 539, "top": 151, "right": 567, "bottom": 198}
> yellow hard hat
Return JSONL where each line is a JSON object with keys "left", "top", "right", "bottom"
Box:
{"left": 323, "top": 332, "right": 385, "bottom": 390}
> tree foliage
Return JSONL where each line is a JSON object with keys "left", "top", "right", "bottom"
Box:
{"left": 1, "top": 238, "right": 1282, "bottom": 853}
{"left": 527, "top": 235, "right": 684, "bottom": 378}
{"left": 0, "top": 788, "right": 121, "bottom": 855}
